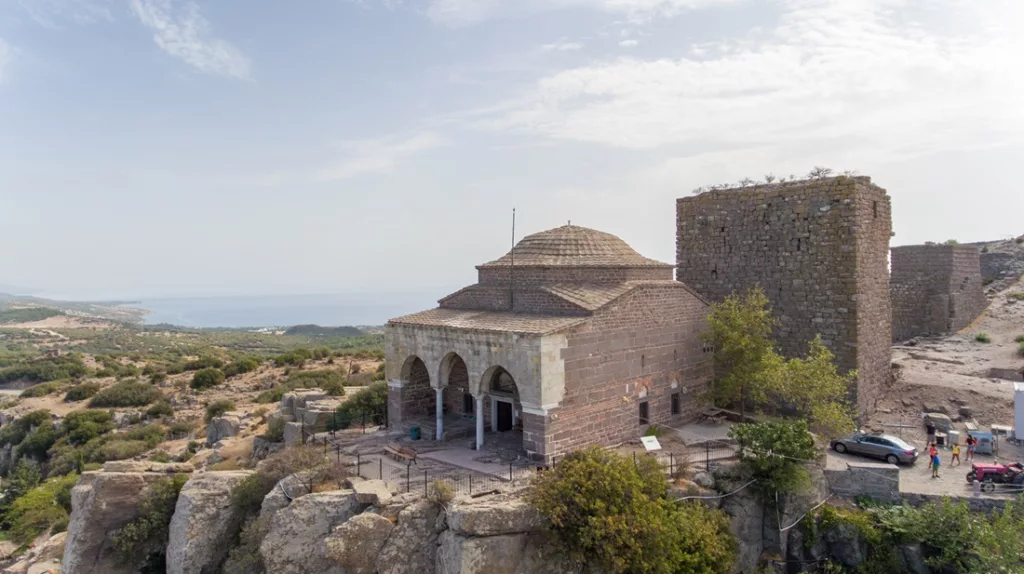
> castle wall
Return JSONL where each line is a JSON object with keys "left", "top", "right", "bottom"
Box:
{"left": 675, "top": 176, "right": 892, "bottom": 416}
{"left": 890, "top": 245, "right": 987, "bottom": 342}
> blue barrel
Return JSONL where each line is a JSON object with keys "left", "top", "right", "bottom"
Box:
{"left": 409, "top": 426, "right": 421, "bottom": 440}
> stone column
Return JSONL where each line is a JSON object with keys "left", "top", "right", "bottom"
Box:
{"left": 435, "top": 388, "right": 444, "bottom": 441}
{"left": 475, "top": 396, "right": 485, "bottom": 450}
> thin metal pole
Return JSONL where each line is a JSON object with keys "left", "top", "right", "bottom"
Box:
{"left": 509, "top": 208, "right": 515, "bottom": 311}
{"left": 469, "top": 474, "right": 473, "bottom": 495}
{"left": 406, "top": 462, "right": 411, "bottom": 493}
{"left": 509, "top": 463, "right": 513, "bottom": 482}
{"left": 424, "top": 470, "right": 428, "bottom": 494}
{"left": 379, "top": 458, "right": 383, "bottom": 480}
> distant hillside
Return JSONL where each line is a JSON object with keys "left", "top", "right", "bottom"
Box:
{"left": 0, "top": 294, "right": 145, "bottom": 324}
{"left": 0, "top": 307, "right": 64, "bottom": 325}
{"left": 284, "top": 324, "right": 365, "bottom": 337}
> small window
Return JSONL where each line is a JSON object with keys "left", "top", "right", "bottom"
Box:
{"left": 641, "top": 354, "right": 645, "bottom": 370}
{"left": 671, "top": 393, "right": 680, "bottom": 415}
{"left": 463, "top": 393, "right": 474, "bottom": 414}
{"left": 639, "top": 401, "right": 649, "bottom": 425}
{"left": 873, "top": 201, "right": 878, "bottom": 219}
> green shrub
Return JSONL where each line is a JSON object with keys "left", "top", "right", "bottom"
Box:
{"left": 0, "top": 308, "right": 63, "bottom": 325}
{"left": 205, "top": 400, "right": 235, "bottom": 422}
{"left": 110, "top": 475, "right": 188, "bottom": 565}
{"left": 1009, "top": 292, "right": 1024, "bottom": 302}
{"left": 530, "top": 446, "right": 736, "bottom": 574}
{"left": 223, "top": 358, "right": 260, "bottom": 378}
{"left": 285, "top": 369, "right": 346, "bottom": 396}
{"left": 327, "top": 382, "right": 388, "bottom": 429}
{"left": 89, "top": 380, "right": 162, "bottom": 407}
{"left": 1019, "top": 341, "right": 1024, "bottom": 357}
{"left": 263, "top": 417, "right": 285, "bottom": 442}
{"left": 183, "top": 356, "right": 224, "bottom": 371}
{"left": 150, "top": 451, "right": 170, "bottom": 463}
{"left": 729, "top": 420, "right": 818, "bottom": 495}
{"left": 20, "top": 381, "right": 67, "bottom": 398}
{"left": 0, "top": 354, "right": 87, "bottom": 385}
{"left": 1015, "top": 334, "right": 1024, "bottom": 343}
{"left": 167, "top": 420, "right": 194, "bottom": 438}
{"left": 272, "top": 349, "right": 311, "bottom": 367}
{"left": 17, "top": 426, "right": 61, "bottom": 460}
{"left": 96, "top": 440, "right": 152, "bottom": 462}
{"left": 2, "top": 473, "right": 78, "bottom": 544}
{"left": 190, "top": 368, "right": 225, "bottom": 390}
{"left": 64, "top": 381, "right": 101, "bottom": 402}
{"left": 146, "top": 401, "right": 175, "bottom": 418}
{"left": 0, "top": 410, "right": 52, "bottom": 448}
{"left": 975, "top": 333, "right": 992, "bottom": 343}
{"left": 426, "top": 480, "right": 454, "bottom": 506}
{"left": 222, "top": 516, "right": 270, "bottom": 574}
{"left": 149, "top": 372, "right": 167, "bottom": 384}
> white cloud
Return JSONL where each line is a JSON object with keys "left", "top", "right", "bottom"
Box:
{"left": 16, "top": 0, "right": 114, "bottom": 28}
{"left": 619, "top": 39, "right": 638, "bottom": 47}
{"left": 311, "top": 132, "right": 448, "bottom": 183}
{"left": 426, "top": 0, "right": 739, "bottom": 26}
{"left": 541, "top": 41, "right": 585, "bottom": 52}
{"left": 467, "top": 0, "right": 1024, "bottom": 160}
{"left": 129, "top": 0, "right": 251, "bottom": 79}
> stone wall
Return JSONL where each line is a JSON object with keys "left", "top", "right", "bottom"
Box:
{"left": 676, "top": 176, "right": 893, "bottom": 415}
{"left": 476, "top": 266, "right": 671, "bottom": 288}
{"left": 824, "top": 461, "right": 900, "bottom": 503}
{"left": 538, "top": 284, "right": 713, "bottom": 461}
{"left": 890, "top": 245, "right": 987, "bottom": 342}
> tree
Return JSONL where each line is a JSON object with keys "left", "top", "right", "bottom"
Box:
{"left": 190, "top": 368, "right": 225, "bottom": 390}
{"left": 729, "top": 420, "right": 818, "bottom": 495}
{"left": 701, "top": 286, "right": 777, "bottom": 420}
{"left": 770, "top": 337, "right": 857, "bottom": 438}
{"left": 529, "top": 446, "right": 736, "bottom": 574}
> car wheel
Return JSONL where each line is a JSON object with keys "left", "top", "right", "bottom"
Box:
{"left": 834, "top": 443, "right": 847, "bottom": 454}
{"left": 982, "top": 482, "right": 996, "bottom": 493}
{"left": 886, "top": 454, "right": 899, "bottom": 465}
{"left": 966, "top": 471, "right": 977, "bottom": 482}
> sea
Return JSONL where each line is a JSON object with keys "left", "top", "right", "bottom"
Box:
{"left": 122, "top": 293, "right": 439, "bottom": 329}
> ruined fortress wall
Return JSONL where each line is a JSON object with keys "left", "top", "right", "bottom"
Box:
{"left": 676, "top": 176, "right": 892, "bottom": 415}
{"left": 890, "top": 245, "right": 986, "bottom": 341}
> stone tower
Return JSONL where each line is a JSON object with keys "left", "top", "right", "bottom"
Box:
{"left": 890, "top": 244, "right": 988, "bottom": 342}
{"left": 675, "top": 176, "right": 892, "bottom": 415}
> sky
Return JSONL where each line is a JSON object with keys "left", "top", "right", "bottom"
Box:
{"left": 1, "top": 0, "right": 1023, "bottom": 300}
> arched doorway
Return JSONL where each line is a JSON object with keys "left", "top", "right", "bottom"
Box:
{"left": 400, "top": 356, "right": 434, "bottom": 421}
{"left": 440, "top": 353, "right": 471, "bottom": 417}
{"left": 487, "top": 367, "right": 521, "bottom": 433}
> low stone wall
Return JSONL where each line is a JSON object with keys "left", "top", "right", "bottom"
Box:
{"left": 825, "top": 461, "right": 900, "bottom": 502}
{"left": 901, "top": 492, "right": 1011, "bottom": 513}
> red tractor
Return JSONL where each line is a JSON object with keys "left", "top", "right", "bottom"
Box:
{"left": 966, "top": 461, "right": 1024, "bottom": 490}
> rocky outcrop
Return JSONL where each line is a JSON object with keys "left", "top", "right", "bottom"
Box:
{"left": 447, "top": 499, "right": 544, "bottom": 537}
{"left": 166, "top": 471, "right": 252, "bottom": 574}
{"left": 206, "top": 416, "right": 241, "bottom": 446}
{"left": 259, "top": 491, "right": 365, "bottom": 574}
{"left": 3, "top": 532, "right": 66, "bottom": 574}
{"left": 61, "top": 472, "right": 175, "bottom": 574}
{"left": 101, "top": 461, "right": 194, "bottom": 474}
{"left": 353, "top": 479, "right": 393, "bottom": 506}
{"left": 322, "top": 513, "right": 394, "bottom": 574}
{"left": 375, "top": 500, "right": 445, "bottom": 574}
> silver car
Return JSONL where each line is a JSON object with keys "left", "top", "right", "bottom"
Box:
{"left": 829, "top": 432, "right": 919, "bottom": 465}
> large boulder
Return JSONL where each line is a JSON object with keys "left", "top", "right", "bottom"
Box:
{"left": 259, "top": 472, "right": 313, "bottom": 519}
{"left": 322, "top": 512, "right": 394, "bottom": 573}
{"left": 447, "top": 499, "right": 544, "bottom": 537}
{"left": 60, "top": 472, "right": 174, "bottom": 574}
{"left": 353, "top": 479, "right": 393, "bottom": 506}
{"left": 101, "top": 461, "right": 194, "bottom": 474}
{"left": 283, "top": 422, "right": 303, "bottom": 446}
{"left": 375, "top": 501, "right": 445, "bottom": 574}
{"left": 436, "top": 530, "right": 528, "bottom": 574}
{"left": 924, "top": 413, "right": 953, "bottom": 433}
{"left": 166, "top": 471, "right": 253, "bottom": 574}
{"left": 259, "top": 491, "right": 364, "bottom": 574}
{"left": 206, "top": 416, "right": 241, "bottom": 447}
{"left": 3, "top": 532, "right": 67, "bottom": 574}
{"left": 718, "top": 478, "right": 765, "bottom": 574}
{"left": 301, "top": 399, "right": 344, "bottom": 431}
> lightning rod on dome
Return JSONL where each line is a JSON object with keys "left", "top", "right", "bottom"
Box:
{"left": 509, "top": 208, "right": 516, "bottom": 312}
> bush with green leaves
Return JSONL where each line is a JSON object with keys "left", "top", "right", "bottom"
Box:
{"left": 0, "top": 410, "right": 52, "bottom": 449}
{"left": 183, "top": 356, "right": 224, "bottom": 371}
{"left": 262, "top": 417, "right": 285, "bottom": 442}
{"left": 223, "top": 358, "right": 260, "bottom": 378}
{"left": 190, "top": 368, "right": 225, "bottom": 390}
{"left": 0, "top": 354, "right": 87, "bottom": 384}
{"left": 111, "top": 475, "right": 188, "bottom": 565}
{"left": 146, "top": 400, "right": 175, "bottom": 419}
{"left": 729, "top": 420, "right": 818, "bottom": 496}
{"left": 1, "top": 472, "right": 78, "bottom": 544}
{"left": 529, "top": 446, "right": 736, "bottom": 574}
{"left": 20, "top": 380, "right": 68, "bottom": 398}
{"left": 205, "top": 399, "right": 236, "bottom": 422}
{"left": 326, "top": 382, "right": 388, "bottom": 430}
{"left": 272, "top": 349, "right": 312, "bottom": 367}
{"left": 975, "top": 332, "right": 992, "bottom": 343}
{"left": 89, "top": 380, "right": 163, "bottom": 407}
{"left": 0, "top": 459, "right": 42, "bottom": 514}
{"left": 64, "top": 381, "right": 101, "bottom": 402}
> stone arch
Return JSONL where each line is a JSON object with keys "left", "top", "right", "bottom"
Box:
{"left": 439, "top": 352, "right": 473, "bottom": 418}
{"left": 482, "top": 365, "right": 522, "bottom": 434}
{"left": 399, "top": 355, "right": 434, "bottom": 420}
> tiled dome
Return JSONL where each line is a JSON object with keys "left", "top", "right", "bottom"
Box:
{"left": 479, "top": 225, "right": 671, "bottom": 268}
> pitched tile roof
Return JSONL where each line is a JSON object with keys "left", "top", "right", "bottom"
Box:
{"left": 387, "top": 308, "right": 589, "bottom": 335}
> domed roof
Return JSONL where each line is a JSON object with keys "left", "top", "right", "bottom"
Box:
{"left": 479, "top": 224, "right": 671, "bottom": 268}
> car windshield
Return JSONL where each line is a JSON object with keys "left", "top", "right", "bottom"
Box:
{"left": 887, "top": 437, "right": 913, "bottom": 450}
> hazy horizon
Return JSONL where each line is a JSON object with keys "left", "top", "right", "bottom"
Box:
{"left": 3, "top": 0, "right": 1022, "bottom": 300}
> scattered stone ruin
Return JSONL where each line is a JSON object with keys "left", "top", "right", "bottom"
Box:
{"left": 890, "top": 244, "right": 988, "bottom": 342}
{"left": 676, "top": 176, "right": 893, "bottom": 415}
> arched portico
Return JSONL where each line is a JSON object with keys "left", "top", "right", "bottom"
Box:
{"left": 395, "top": 355, "right": 434, "bottom": 430}
{"left": 477, "top": 365, "right": 525, "bottom": 454}
{"left": 435, "top": 352, "right": 472, "bottom": 440}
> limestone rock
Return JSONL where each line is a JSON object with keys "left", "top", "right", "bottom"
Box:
{"left": 61, "top": 472, "right": 171, "bottom": 574}
{"left": 206, "top": 416, "right": 241, "bottom": 446}
{"left": 301, "top": 399, "right": 344, "bottom": 431}
{"left": 259, "top": 491, "right": 363, "bottom": 574}
{"left": 718, "top": 479, "right": 764, "bottom": 573}
{"left": 251, "top": 436, "right": 284, "bottom": 461}
{"left": 924, "top": 412, "right": 953, "bottom": 432}
{"left": 322, "top": 512, "right": 394, "bottom": 573}
{"left": 823, "top": 521, "right": 867, "bottom": 569}
{"left": 375, "top": 501, "right": 444, "bottom": 574}
{"left": 436, "top": 530, "right": 528, "bottom": 574}
{"left": 958, "top": 405, "right": 974, "bottom": 418}
{"left": 515, "top": 533, "right": 582, "bottom": 574}
{"left": 3, "top": 532, "right": 67, "bottom": 574}
{"left": 692, "top": 471, "right": 716, "bottom": 490}
{"left": 101, "top": 461, "right": 194, "bottom": 473}
{"left": 353, "top": 479, "right": 393, "bottom": 506}
{"left": 259, "top": 472, "right": 312, "bottom": 519}
{"left": 283, "top": 422, "right": 303, "bottom": 446}
{"left": 166, "top": 471, "right": 253, "bottom": 574}
{"left": 447, "top": 499, "right": 544, "bottom": 537}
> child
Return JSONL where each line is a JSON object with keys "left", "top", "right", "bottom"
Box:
{"left": 951, "top": 443, "right": 961, "bottom": 466}
{"left": 966, "top": 435, "right": 976, "bottom": 461}
{"left": 931, "top": 452, "right": 941, "bottom": 478}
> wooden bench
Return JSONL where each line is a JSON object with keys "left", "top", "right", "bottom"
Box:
{"left": 384, "top": 444, "right": 417, "bottom": 464}
{"left": 698, "top": 408, "right": 725, "bottom": 424}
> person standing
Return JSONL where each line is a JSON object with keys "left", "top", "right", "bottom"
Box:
{"left": 931, "top": 452, "right": 941, "bottom": 478}
{"left": 966, "top": 435, "right": 976, "bottom": 461}
{"left": 926, "top": 420, "right": 937, "bottom": 445}
{"left": 951, "top": 443, "right": 961, "bottom": 466}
